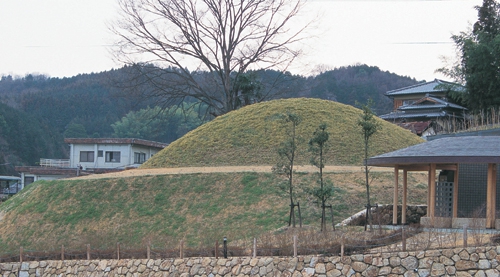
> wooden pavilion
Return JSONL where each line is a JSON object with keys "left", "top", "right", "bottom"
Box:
{"left": 367, "top": 136, "right": 500, "bottom": 229}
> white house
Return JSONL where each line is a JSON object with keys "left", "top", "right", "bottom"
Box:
{"left": 65, "top": 138, "right": 168, "bottom": 170}
{"left": 15, "top": 138, "right": 168, "bottom": 189}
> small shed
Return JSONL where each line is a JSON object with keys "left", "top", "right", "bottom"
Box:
{"left": 367, "top": 136, "right": 500, "bottom": 229}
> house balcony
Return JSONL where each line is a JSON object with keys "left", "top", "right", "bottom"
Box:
{"left": 39, "top": 159, "right": 70, "bottom": 168}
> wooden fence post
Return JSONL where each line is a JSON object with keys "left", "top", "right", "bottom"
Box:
{"left": 147, "top": 241, "right": 151, "bottom": 259}
{"left": 20, "top": 246, "right": 23, "bottom": 263}
{"left": 253, "top": 238, "right": 256, "bottom": 258}
{"left": 61, "top": 245, "right": 65, "bottom": 261}
{"left": 463, "top": 225, "right": 468, "bottom": 248}
{"left": 179, "top": 240, "right": 184, "bottom": 259}
{"left": 215, "top": 240, "right": 218, "bottom": 259}
{"left": 117, "top": 242, "right": 120, "bottom": 260}
{"left": 341, "top": 237, "right": 344, "bottom": 258}
{"left": 293, "top": 235, "right": 297, "bottom": 258}
{"left": 87, "top": 244, "right": 90, "bottom": 260}
{"left": 402, "top": 227, "right": 406, "bottom": 251}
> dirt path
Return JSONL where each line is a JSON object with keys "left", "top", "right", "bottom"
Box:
{"left": 71, "top": 165, "right": 393, "bottom": 180}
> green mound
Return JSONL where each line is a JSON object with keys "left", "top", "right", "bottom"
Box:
{"left": 0, "top": 171, "right": 428, "bottom": 251}
{"left": 143, "top": 98, "right": 423, "bottom": 168}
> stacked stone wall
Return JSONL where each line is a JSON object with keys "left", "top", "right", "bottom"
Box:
{"left": 2, "top": 246, "right": 500, "bottom": 276}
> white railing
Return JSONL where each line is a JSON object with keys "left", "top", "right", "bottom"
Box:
{"left": 39, "top": 159, "right": 70, "bottom": 168}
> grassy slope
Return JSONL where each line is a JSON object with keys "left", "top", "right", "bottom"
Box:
{"left": 0, "top": 98, "right": 427, "bottom": 252}
{"left": 0, "top": 171, "right": 428, "bottom": 251}
{"left": 142, "top": 98, "right": 424, "bottom": 168}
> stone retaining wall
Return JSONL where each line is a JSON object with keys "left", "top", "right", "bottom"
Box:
{"left": 2, "top": 246, "right": 500, "bottom": 276}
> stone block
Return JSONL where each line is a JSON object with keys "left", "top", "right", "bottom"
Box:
{"left": 363, "top": 265, "right": 378, "bottom": 277}
{"left": 401, "top": 256, "right": 418, "bottom": 270}
{"left": 315, "top": 263, "right": 326, "bottom": 274}
{"left": 478, "top": 260, "right": 491, "bottom": 270}
{"left": 389, "top": 256, "right": 401, "bottom": 267}
{"left": 326, "top": 268, "right": 342, "bottom": 277}
{"left": 439, "top": 256, "right": 454, "bottom": 266}
{"left": 351, "top": 262, "right": 367, "bottom": 272}
{"left": 485, "top": 268, "right": 500, "bottom": 277}
{"left": 456, "top": 260, "right": 477, "bottom": 271}
{"left": 430, "top": 263, "right": 445, "bottom": 276}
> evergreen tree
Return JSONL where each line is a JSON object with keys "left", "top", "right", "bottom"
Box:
{"left": 357, "top": 100, "right": 381, "bottom": 231}
{"left": 272, "top": 112, "right": 302, "bottom": 228}
{"left": 440, "top": 0, "right": 500, "bottom": 112}
{"left": 309, "top": 123, "right": 336, "bottom": 231}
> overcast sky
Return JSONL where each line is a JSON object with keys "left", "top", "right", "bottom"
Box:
{"left": 0, "top": 0, "right": 483, "bottom": 81}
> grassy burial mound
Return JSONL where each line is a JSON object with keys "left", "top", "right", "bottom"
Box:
{"left": 142, "top": 98, "right": 423, "bottom": 168}
{"left": 0, "top": 171, "right": 428, "bottom": 252}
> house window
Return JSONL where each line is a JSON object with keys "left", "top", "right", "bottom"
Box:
{"left": 97, "top": 150, "right": 103, "bottom": 157}
{"left": 402, "top": 100, "right": 416, "bottom": 106}
{"left": 134, "top": 152, "right": 146, "bottom": 164}
{"left": 80, "top": 151, "right": 94, "bottom": 162}
{"left": 105, "top": 151, "right": 121, "bottom": 163}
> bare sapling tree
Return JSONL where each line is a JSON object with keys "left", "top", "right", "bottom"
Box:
{"left": 308, "top": 123, "right": 336, "bottom": 231}
{"left": 357, "top": 100, "right": 381, "bottom": 231}
{"left": 273, "top": 112, "right": 302, "bottom": 228}
{"left": 112, "top": 0, "right": 309, "bottom": 117}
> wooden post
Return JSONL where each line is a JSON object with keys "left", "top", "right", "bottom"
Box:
{"left": 463, "top": 225, "right": 468, "bottom": 247}
{"left": 61, "top": 245, "right": 65, "bottom": 261}
{"left": 87, "top": 244, "right": 90, "bottom": 260}
{"left": 253, "top": 238, "right": 256, "bottom": 258}
{"left": 486, "top": 163, "right": 497, "bottom": 229}
{"left": 340, "top": 237, "right": 344, "bottom": 258}
{"left": 402, "top": 227, "right": 406, "bottom": 251}
{"left": 293, "top": 235, "right": 297, "bottom": 258}
{"left": 429, "top": 163, "right": 436, "bottom": 226}
{"left": 180, "top": 240, "right": 184, "bottom": 259}
{"left": 117, "top": 242, "right": 120, "bottom": 260}
{"left": 453, "top": 167, "right": 459, "bottom": 219}
{"left": 147, "top": 241, "right": 151, "bottom": 259}
{"left": 215, "top": 240, "right": 218, "bottom": 259}
{"left": 402, "top": 169, "right": 408, "bottom": 225}
{"left": 20, "top": 246, "right": 23, "bottom": 263}
{"left": 393, "top": 165, "right": 399, "bottom": 225}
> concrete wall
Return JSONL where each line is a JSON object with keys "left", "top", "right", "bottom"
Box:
{"left": 2, "top": 246, "right": 500, "bottom": 277}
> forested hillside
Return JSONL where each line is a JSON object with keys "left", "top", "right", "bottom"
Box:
{"left": 0, "top": 102, "right": 65, "bottom": 175}
{"left": 0, "top": 64, "right": 419, "bottom": 169}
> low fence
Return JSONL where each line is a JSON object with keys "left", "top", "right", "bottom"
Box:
{"left": 1, "top": 226, "right": 498, "bottom": 263}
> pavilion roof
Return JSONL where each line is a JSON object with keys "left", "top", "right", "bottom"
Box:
{"left": 367, "top": 136, "right": 500, "bottom": 167}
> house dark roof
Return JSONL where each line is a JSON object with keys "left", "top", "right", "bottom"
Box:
{"left": 385, "top": 79, "right": 464, "bottom": 97}
{"left": 379, "top": 95, "right": 467, "bottom": 120}
{"left": 64, "top": 138, "right": 169, "bottom": 149}
{"left": 367, "top": 136, "right": 500, "bottom": 167}
{"left": 400, "top": 96, "right": 467, "bottom": 111}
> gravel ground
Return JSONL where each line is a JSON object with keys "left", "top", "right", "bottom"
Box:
{"left": 69, "top": 165, "right": 393, "bottom": 180}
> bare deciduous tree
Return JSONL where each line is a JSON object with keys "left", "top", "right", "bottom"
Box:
{"left": 112, "top": 0, "right": 308, "bottom": 117}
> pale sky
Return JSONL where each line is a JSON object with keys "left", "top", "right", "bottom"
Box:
{"left": 0, "top": 0, "right": 483, "bottom": 81}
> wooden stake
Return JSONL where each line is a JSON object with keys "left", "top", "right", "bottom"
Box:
{"left": 117, "top": 242, "right": 120, "bottom": 260}
{"left": 61, "top": 245, "right": 65, "bottom": 261}
{"left": 340, "top": 238, "right": 344, "bottom": 258}
{"left": 253, "top": 238, "right": 256, "bottom": 258}
{"left": 215, "top": 240, "right": 218, "bottom": 259}
{"left": 179, "top": 240, "right": 184, "bottom": 259}
{"left": 293, "top": 235, "right": 297, "bottom": 257}
{"left": 87, "top": 244, "right": 90, "bottom": 260}
{"left": 463, "top": 225, "right": 468, "bottom": 248}
{"left": 20, "top": 246, "right": 23, "bottom": 263}
{"left": 147, "top": 241, "right": 151, "bottom": 259}
{"left": 402, "top": 227, "right": 406, "bottom": 251}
